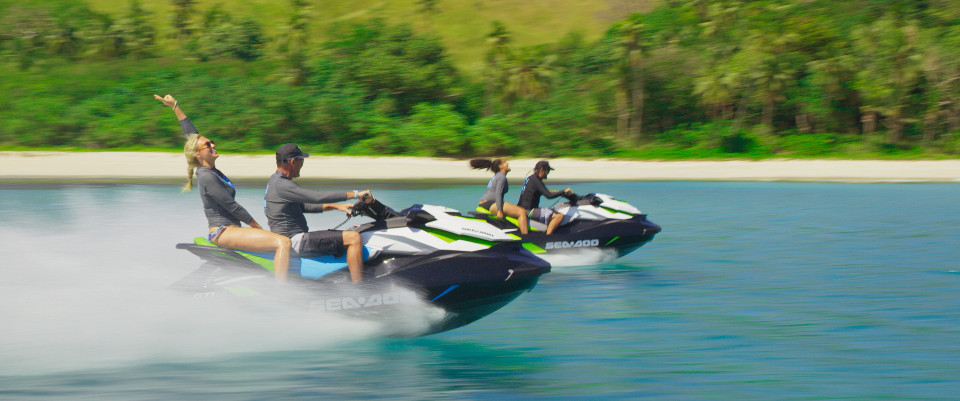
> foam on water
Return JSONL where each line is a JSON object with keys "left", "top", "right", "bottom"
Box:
{"left": 536, "top": 247, "right": 620, "bottom": 268}
{"left": 0, "top": 224, "right": 443, "bottom": 375}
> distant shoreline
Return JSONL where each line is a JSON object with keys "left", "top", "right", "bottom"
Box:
{"left": 1, "top": 151, "right": 959, "bottom": 184}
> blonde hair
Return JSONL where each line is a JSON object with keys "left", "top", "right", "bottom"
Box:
{"left": 182, "top": 133, "right": 200, "bottom": 192}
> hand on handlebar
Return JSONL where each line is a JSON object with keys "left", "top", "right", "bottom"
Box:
{"left": 350, "top": 199, "right": 370, "bottom": 216}
{"left": 358, "top": 190, "right": 375, "bottom": 203}
{"left": 328, "top": 203, "right": 352, "bottom": 216}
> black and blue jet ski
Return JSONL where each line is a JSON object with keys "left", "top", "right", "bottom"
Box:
{"left": 174, "top": 199, "right": 551, "bottom": 335}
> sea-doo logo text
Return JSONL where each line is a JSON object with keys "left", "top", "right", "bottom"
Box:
{"left": 544, "top": 239, "right": 600, "bottom": 249}
{"left": 461, "top": 227, "right": 494, "bottom": 238}
{"left": 309, "top": 292, "right": 402, "bottom": 311}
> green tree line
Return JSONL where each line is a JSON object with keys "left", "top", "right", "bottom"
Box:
{"left": 2, "top": 0, "right": 960, "bottom": 158}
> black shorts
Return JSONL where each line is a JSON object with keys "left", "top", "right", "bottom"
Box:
{"left": 478, "top": 200, "right": 495, "bottom": 211}
{"left": 299, "top": 230, "right": 345, "bottom": 257}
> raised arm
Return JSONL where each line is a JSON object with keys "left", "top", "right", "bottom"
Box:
{"left": 154, "top": 94, "right": 198, "bottom": 136}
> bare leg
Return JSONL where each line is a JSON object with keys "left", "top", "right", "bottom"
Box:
{"left": 546, "top": 212, "right": 565, "bottom": 235}
{"left": 494, "top": 202, "right": 529, "bottom": 235}
{"left": 517, "top": 210, "right": 529, "bottom": 235}
{"left": 342, "top": 231, "right": 364, "bottom": 283}
{"left": 214, "top": 227, "right": 292, "bottom": 283}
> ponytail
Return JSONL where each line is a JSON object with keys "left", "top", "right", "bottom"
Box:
{"left": 469, "top": 158, "right": 503, "bottom": 173}
{"left": 181, "top": 134, "right": 200, "bottom": 193}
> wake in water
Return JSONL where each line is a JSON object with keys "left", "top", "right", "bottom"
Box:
{"left": 0, "top": 229, "right": 444, "bottom": 375}
{"left": 536, "top": 247, "right": 620, "bottom": 269}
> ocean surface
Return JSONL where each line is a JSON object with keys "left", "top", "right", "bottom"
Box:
{"left": 0, "top": 180, "right": 958, "bottom": 399}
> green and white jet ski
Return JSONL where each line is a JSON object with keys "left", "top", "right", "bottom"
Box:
{"left": 472, "top": 192, "right": 661, "bottom": 266}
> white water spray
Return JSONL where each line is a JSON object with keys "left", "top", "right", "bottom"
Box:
{"left": 0, "top": 224, "right": 443, "bottom": 375}
{"left": 536, "top": 247, "right": 620, "bottom": 268}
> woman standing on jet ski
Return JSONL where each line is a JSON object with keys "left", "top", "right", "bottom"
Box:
{"left": 155, "top": 94, "right": 293, "bottom": 283}
{"left": 470, "top": 159, "right": 529, "bottom": 234}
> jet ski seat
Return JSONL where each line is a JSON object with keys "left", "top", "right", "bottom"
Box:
{"left": 474, "top": 206, "right": 547, "bottom": 232}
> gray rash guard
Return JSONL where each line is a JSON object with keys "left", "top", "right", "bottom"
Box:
{"left": 479, "top": 172, "right": 508, "bottom": 211}
{"left": 197, "top": 166, "right": 254, "bottom": 228}
{"left": 264, "top": 171, "right": 348, "bottom": 237}
{"left": 179, "top": 117, "right": 253, "bottom": 228}
{"left": 180, "top": 117, "right": 199, "bottom": 137}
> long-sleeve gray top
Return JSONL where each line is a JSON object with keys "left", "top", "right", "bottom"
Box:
{"left": 479, "top": 172, "right": 508, "bottom": 212}
{"left": 180, "top": 116, "right": 199, "bottom": 136}
{"left": 197, "top": 166, "right": 254, "bottom": 228}
{"left": 181, "top": 115, "right": 253, "bottom": 228}
{"left": 264, "top": 171, "right": 348, "bottom": 237}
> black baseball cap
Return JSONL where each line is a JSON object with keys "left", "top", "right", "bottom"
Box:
{"left": 276, "top": 143, "right": 310, "bottom": 162}
{"left": 534, "top": 160, "right": 554, "bottom": 171}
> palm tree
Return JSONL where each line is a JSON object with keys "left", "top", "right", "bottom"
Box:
{"left": 500, "top": 48, "right": 557, "bottom": 106}
{"left": 610, "top": 60, "right": 631, "bottom": 139}
{"left": 851, "top": 15, "right": 922, "bottom": 143}
{"left": 621, "top": 20, "right": 646, "bottom": 142}
{"left": 918, "top": 26, "right": 960, "bottom": 145}
{"left": 744, "top": 31, "right": 800, "bottom": 129}
{"left": 485, "top": 21, "right": 512, "bottom": 62}
{"left": 483, "top": 21, "right": 512, "bottom": 115}
{"left": 417, "top": 0, "right": 438, "bottom": 14}
{"left": 693, "top": 67, "right": 739, "bottom": 120}
{"left": 277, "top": 0, "right": 311, "bottom": 85}
{"left": 169, "top": 0, "right": 196, "bottom": 41}
{"left": 607, "top": 19, "right": 649, "bottom": 142}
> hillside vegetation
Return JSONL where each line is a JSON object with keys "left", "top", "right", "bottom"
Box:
{"left": 81, "top": 0, "right": 642, "bottom": 74}
{"left": 1, "top": 0, "right": 959, "bottom": 159}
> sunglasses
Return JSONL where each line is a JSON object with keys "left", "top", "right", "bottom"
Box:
{"left": 198, "top": 140, "right": 215, "bottom": 151}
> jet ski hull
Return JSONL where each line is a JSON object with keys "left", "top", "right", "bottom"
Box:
{"left": 174, "top": 241, "right": 549, "bottom": 335}
{"left": 365, "top": 244, "right": 548, "bottom": 333}
{"left": 535, "top": 215, "right": 660, "bottom": 256}
{"left": 478, "top": 214, "right": 661, "bottom": 263}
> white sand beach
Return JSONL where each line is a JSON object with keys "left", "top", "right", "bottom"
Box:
{"left": 1, "top": 151, "right": 959, "bottom": 183}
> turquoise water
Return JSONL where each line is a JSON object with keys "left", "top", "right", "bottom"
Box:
{"left": 1, "top": 181, "right": 958, "bottom": 399}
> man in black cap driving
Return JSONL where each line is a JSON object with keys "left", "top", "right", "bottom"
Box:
{"left": 264, "top": 143, "right": 372, "bottom": 282}
{"left": 517, "top": 160, "right": 572, "bottom": 235}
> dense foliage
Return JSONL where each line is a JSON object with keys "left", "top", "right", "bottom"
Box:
{"left": 2, "top": 0, "right": 960, "bottom": 158}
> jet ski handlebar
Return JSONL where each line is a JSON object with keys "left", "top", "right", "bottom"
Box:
{"left": 351, "top": 198, "right": 402, "bottom": 221}
{"left": 561, "top": 192, "right": 604, "bottom": 206}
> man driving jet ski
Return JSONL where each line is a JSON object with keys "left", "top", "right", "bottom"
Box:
{"left": 265, "top": 143, "right": 374, "bottom": 282}
{"left": 517, "top": 160, "right": 572, "bottom": 235}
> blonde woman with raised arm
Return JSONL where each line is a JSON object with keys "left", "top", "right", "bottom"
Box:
{"left": 155, "top": 94, "right": 293, "bottom": 283}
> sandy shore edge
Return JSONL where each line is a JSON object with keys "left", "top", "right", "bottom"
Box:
{"left": 1, "top": 151, "right": 959, "bottom": 183}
